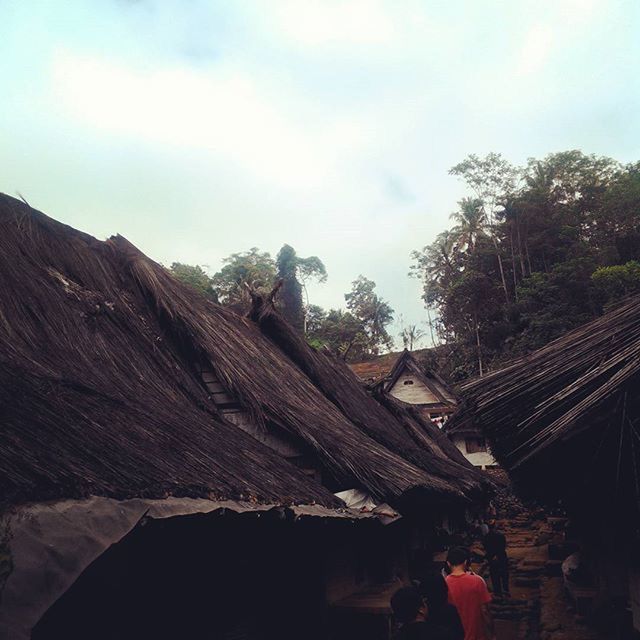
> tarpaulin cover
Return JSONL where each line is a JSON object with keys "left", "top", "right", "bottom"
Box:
{"left": 0, "top": 497, "right": 369, "bottom": 640}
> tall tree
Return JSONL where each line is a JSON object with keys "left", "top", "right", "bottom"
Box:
{"left": 412, "top": 150, "right": 640, "bottom": 379}
{"left": 449, "top": 197, "right": 486, "bottom": 253}
{"left": 592, "top": 161, "right": 640, "bottom": 262}
{"left": 345, "top": 276, "right": 394, "bottom": 356}
{"left": 297, "top": 255, "right": 328, "bottom": 309}
{"left": 399, "top": 324, "right": 426, "bottom": 351}
{"left": 450, "top": 153, "right": 519, "bottom": 302}
{"left": 276, "top": 244, "right": 305, "bottom": 331}
{"left": 276, "top": 245, "right": 327, "bottom": 333}
{"left": 212, "top": 248, "right": 276, "bottom": 314}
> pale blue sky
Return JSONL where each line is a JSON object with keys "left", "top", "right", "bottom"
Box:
{"left": 1, "top": 0, "right": 638, "bottom": 347}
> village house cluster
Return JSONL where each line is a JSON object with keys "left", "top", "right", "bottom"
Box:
{"left": 0, "top": 193, "right": 638, "bottom": 639}
{"left": 350, "top": 350, "right": 499, "bottom": 471}
{"left": 0, "top": 194, "right": 487, "bottom": 640}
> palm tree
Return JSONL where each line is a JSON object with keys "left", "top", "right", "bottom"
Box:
{"left": 422, "top": 229, "right": 458, "bottom": 293}
{"left": 400, "top": 324, "right": 426, "bottom": 351}
{"left": 449, "top": 198, "right": 487, "bottom": 253}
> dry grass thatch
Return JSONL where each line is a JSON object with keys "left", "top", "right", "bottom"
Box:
{"left": 449, "top": 295, "right": 640, "bottom": 537}
{"left": 248, "top": 293, "right": 488, "bottom": 500}
{"left": 0, "top": 194, "right": 483, "bottom": 509}
{"left": 0, "top": 196, "right": 343, "bottom": 509}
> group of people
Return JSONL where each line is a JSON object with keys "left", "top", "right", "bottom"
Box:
{"left": 391, "top": 521, "right": 510, "bottom": 640}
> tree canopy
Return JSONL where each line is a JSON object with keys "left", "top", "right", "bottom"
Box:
{"left": 412, "top": 150, "right": 640, "bottom": 380}
{"left": 344, "top": 276, "right": 394, "bottom": 356}
{"left": 302, "top": 278, "right": 394, "bottom": 361}
{"left": 276, "top": 244, "right": 327, "bottom": 332}
{"left": 169, "top": 263, "right": 217, "bottom": 301}
{"left": 211, "top": 248, "right": 277, "bottom": 314}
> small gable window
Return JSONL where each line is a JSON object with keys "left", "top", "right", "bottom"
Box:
{"left": 465, "top": 438, "right": 487, "bottom": 454}
{"left": 403, "top": 379, "right": 414, "bottom": 385}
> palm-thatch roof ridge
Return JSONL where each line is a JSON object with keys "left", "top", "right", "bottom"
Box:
{"left": 0, "top": 194, "right": 484, "bottom": 510}
{"left": 117, "top": 240, "right": 473, "bottom": 502}
{"left": 449, "top": 294, "right": 640, "bottom": 537}
{"left": 0, "top": 194, "right": 340, "bottom": 509}
{"left": 248, "top": 294, "right": 488, "bottom": 498}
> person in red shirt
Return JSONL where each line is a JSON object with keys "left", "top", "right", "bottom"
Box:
{"left": 445, "top": 547, "right": 495, "bottom": 640}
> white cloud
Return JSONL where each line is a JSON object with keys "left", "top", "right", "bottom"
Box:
{"left": 49, "top": 50, "right": 379, "bottom": 190}
{"left": 555, "top": 0, "right": 604, "bottom": 23}
{"left": 265, "top": 0, "right": 397, "bottom": 48}
{"left": 1, "top": 0, "right": 636, "bottom": 339}
{"left": 515, "top": 24, "right": 555, "bottom": 76}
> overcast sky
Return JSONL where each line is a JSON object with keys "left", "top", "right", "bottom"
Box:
{"left": 1, "top": 0, "right": 638, "bottom": 348}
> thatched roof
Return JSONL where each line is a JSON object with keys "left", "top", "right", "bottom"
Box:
{"left": 0, "top": 196, "right": 343, "bottom": 510}
{"left": 249, "top": 296, "right": 487, "bottom": 500}
{"left": 449, "top": 295, "right": 640, "bottom": 538}
{"left": 383, "top": 350, "right": 456, "bottom": 404}
{"left": 0, "top": 194, "right": 483, "bottom": 510}
{"left": 349, "top": 348, "right": 433, "bottom": 385}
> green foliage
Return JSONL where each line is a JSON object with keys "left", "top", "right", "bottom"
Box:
{"left": 305, "top": 277, "right": 394, "bottom": 361}
{"left": 399, "top": 324, "right": 425, "bottom": 351}
{"left": 297, "top": 255, "right": 328, "bottom": 285}
{"left": 412, "top": 150, "right": 640, "bottom": 378}
{"left": 306, "top": 304, "right": 328, "bottom": 335}
{"left": 306, "top": 309, "right": 369, "bottom": 361}
{"left": 345, "top": 275, "right": 394, "bottom": 356}
{"left": 276, "top": 244, "right": 304, "bottom": 331}
{"left": 170, "top": 247, "right": 378, "bottom": 362}
{"left": 211, "top": 248, "right": 276, "bottom": 314}
{"left": 450, "top": 152, "right": 519, "bottom": 222}
{"left": 593, "top": 163, "right": 640, "bottom": 263}
{"left": 592, "top": 261, "right": 640, "bottom": 304}
{"left": 170, "top": 263, "right": 217, "bottom": 301}
{"left": 511, "top": 258, "right": 600, "bottom": 355}
{"left": 449, "top": 198, "right": 487, "bottom": 252}
{"left": 276, "top": 245, "right": 328, "bottom": 333}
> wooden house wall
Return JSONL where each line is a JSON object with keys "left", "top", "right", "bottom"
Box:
{"left": 450, "top": 435, "right": 498, "bottom": 470}
{"left": 389, "top": 374, "right": 440, "bottom": 405}
{"left": 198, "top": 364, "right": 320, "bottom": 479}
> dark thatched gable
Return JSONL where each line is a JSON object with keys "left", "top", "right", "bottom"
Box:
{"left": 449, "top": 295, "right": 640, "bottom": 540}
{"left": 249, "top": 300, "right": 486, "bottom": 498}
{"left": 0, "top": 196, "right": 341, "bottom": 509}
{"left": 0, "top": 194, "right": 483, "bottom": 510}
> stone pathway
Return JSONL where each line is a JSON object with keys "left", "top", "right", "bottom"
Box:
{"left": 468, "top": 512, "right": 604, "bottom": 640}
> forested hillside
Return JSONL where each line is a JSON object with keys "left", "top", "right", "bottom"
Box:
{"left": 169, "top": 150, "right": 640, "bottom": 379}
{"left": 411, "top": 151, "right": 640, "bottom": 380}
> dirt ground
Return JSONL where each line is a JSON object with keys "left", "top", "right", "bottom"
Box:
{"left": 469, "top": 510, "right": 608, "bottom": 640}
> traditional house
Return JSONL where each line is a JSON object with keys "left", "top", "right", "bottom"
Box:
{"left": 351, "top": 350, "right": 498, "bottom": 470}
{"left": 351, "top": 350, "right": 456, "bottom": 422}
{"left": 448, "top": 295, "right": 640, "bottom": 633}
{"left": 0, "top": 195, "right": 485, "bottom": 640}
{"left": 442, "top": 414, "right": 499, "bottom": 471}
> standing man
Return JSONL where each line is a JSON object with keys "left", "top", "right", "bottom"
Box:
{"left": 445, "top": 547, "right": 495, "bottom": 640}
{"left": 483, "top": 520, "right": 510, "bottom": 599}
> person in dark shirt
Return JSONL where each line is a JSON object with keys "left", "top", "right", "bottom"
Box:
{"left": 391, "top": 585, "right": 462, "bottom": 640}
{"left": 419, "top": 573, "right": 464, "bottom": 640}
{"left": 391, "top": 586, "right": 429, "bottom": 639}
{"left": 483, "top": 520, "right": 510, "bottom": 598}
